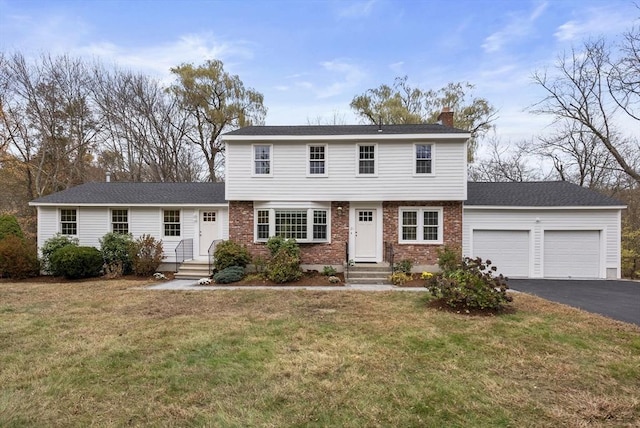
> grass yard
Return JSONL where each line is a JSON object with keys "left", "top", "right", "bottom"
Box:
{"left": 1, "top": 279, "right": 639, "bottom": 427}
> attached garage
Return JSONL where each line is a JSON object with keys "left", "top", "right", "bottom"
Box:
{"left": 543, "top": 230, "right": 601, "bottom": 278}
{"left": 463, "top": 182, "right": 625, "bottom": 279}
{"left": 472, "top": 230, "right": 530, "bottom": 277}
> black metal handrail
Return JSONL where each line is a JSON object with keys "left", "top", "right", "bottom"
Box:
{"left": 345, "top": 241, "right": 349, "bottom": 280}
{"left": 384, "top": 241, "right": 394, "bottom": 270}
{"left": 208, "top": 239, "right": 224, "bottom": 276}
{"left": 174, "top": 238, "right": 193, "bottom": 272}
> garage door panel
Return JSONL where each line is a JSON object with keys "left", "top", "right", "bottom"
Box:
{"left": 472, "top": 230, "right": 529, "bottom": 277}
{"left": 544, "top": 231, "right": 600, "bottom": 278}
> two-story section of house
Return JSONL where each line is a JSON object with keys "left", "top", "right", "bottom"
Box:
{"left": 223, "top": 112, "right": 471, "bottom": 271}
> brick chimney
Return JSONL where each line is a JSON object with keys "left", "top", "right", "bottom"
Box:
{"left": 437, "top": 107, "right": 454, "bottom": 128}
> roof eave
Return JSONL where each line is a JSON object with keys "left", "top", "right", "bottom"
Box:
{"left": 463, "top": 205, "right": 627, "bottom": 210}
{"left": 30, "top": 202, "right": 229, "bottom": 207}
{"left": 223, "top": 133, "right": 471, "bottom": 142}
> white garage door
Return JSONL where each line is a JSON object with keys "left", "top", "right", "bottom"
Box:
{"left": 544, "top": 230, "right": 600, "bottom": 278}
{"left": 472, "top": 230, "right": 530, "bottom": 277}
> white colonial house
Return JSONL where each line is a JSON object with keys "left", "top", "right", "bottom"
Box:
{"left": 30, "top": 112, "right": 626, "bottom": 280}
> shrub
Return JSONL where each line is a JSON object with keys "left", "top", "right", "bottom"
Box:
{"left": 0, "top": 214, "right": 24, "bottom": 241}
{"left": 429, "top": 256, "right": 512, "bottom": 311}
{"left": 322, "top": 265, "right": 337, "bottom": 276}
{"left": 41, "top": 234, "right": 79, "bottom": 274}
{"left": 266, "top": 248, "right": 302, "bottom": 283}
{"left": 214, "top": 240, "right": 251, "bottom": 271}
{"left": 393, "top": 259, "right": 413, "bottom": 274}
{"left": 132, "top": 234, "right": 164, "bottom": 276}
{"left": 0, "top": 235, "right": 39, "bottom": 279}
{"left": 213, "top": 266, "right": 246, "bottom": 284}
{"left": 253, "top": 255, "right": 267, "bottom": 273}
{"left": 389, "top": 271, "right": 412, "bottom": 286}
{"left": 49, "top": 246, "right": 103, "bottom": 279}
{"left": 437, "top": 245, "right": 462, "bottom": 273}
{"left": 266, "top": 236, "right": 300, "bottom": 258}
{"left": 100, "top": 232, "right": 135, "bottom": 277}
{"left": 264, "top": 237, "right": 302, "bottom": 283}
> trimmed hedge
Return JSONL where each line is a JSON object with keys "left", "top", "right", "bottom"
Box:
{"left": 50, "top": 246, "right": 103, "bottom": 279}
{"left": 213, "top": 240, "right": 251, "bottom": 271}
{"left": 41, "top": 234, "right": 79, "bottom": 274}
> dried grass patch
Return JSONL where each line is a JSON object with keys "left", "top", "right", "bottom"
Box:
{"left": 1, "top": 280, "right": 639, "bottom": 427}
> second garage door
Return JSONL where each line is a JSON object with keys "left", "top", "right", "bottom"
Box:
{"left": 472, "top": 230, "right": 530, "bottom": 277}
{"left": 543, "top": 230, "right": 601, "bottom": 278}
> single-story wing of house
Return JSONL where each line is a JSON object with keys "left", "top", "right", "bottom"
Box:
{"left": 30, "top": 180, "right": 625, "bottom": 279}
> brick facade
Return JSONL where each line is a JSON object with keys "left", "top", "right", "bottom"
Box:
{"left": 228, "top": 200, "right": 350, "bottom": 265}
{"left": 383, "top": 201, "right": 462, "bottom": 267}
{"left": 229, "top": 200, "right": 462, "bottom": 269}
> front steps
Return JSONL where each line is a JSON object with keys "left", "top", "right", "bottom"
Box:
{"left": 346, "top": 263, "right": 392, "bottom": 285}
{"left": 174, "top": 259, "right": 211, "bottom": 279}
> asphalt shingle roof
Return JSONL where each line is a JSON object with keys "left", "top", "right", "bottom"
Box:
{"left": 31, "top": 181, "right": 623, "bottom": 207}
{"left": 224, "top": 124, "right": 470, "bottom": 136}
{"left": 30, "top": 182, "right": 226, "bottom": 205}
{"left": 466, "top": 181, "right": 624, "bottom": 207}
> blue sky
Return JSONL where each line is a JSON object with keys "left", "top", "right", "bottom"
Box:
{"left": 1, "top": 0, "right": 638, "bottom": 142}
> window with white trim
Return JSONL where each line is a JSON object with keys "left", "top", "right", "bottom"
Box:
{"left": 253, "top": 144, "right": 271, "bottom": 175}
{"left": 357, "top": 144, "right": 376, "bottom": 175}
{"left": 398, "top": 207, "right": 443, "bottom": 244}
{"left": 308, "top": 145, "right": 327, "bottom": 175}
{"left": 60, "top": 209, "right": 77, "bottom": 235}
{"left": 111, "top": 209, "right": 128, "bottom": 234}
{"left": 163, "top": 210, "right": 180, "bottom": 237}
{"left": 415, "top": 144, "right": 433, "bottom": 174}
{"left": 255, "top": 208, "right": 330, "bottom": 243}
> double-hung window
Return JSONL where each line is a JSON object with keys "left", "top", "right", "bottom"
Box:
{"left": 308, "top": 144, "right": 327, "bottom": 176}
{"left": 255, "top": 207, "right": 330, "bottom": 243}
{"left": 398, "top": 207, "right": 443, "bottom": 244}
{"left": 111, "top": 209, "right": 129, "bottom": 234}
{"left": 163, "top": 210, "right": 180, "bottom": 237}
{"left": 253, "top": 144, "right": 272, "bottom": 175}
{"left": 357, "top": 144, "right": 376, "bottom": 175}
{"left": 60, "top": 209, "right": 77, "bottom": 236}
{"left": 415, "top": 144, "right": 433, "bottom": 174}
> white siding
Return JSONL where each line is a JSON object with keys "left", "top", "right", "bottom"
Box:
{"left": 36, "top": 206, "right": 229, "bottom": 264}
{"left": 462, "top": 208, "right": 622, "bottom": 279}
{"left": 226, "top": 139, "right": 467, "bottom": 201}
{"left": 36, "top": 207, "right": 59, "bottom": 250}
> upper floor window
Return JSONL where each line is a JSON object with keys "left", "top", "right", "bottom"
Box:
{"left": 415, "top": 144, "right": 433, "bottom": 174}
{"left": 357, "top": 144, "right": 376, "bottom": 176}
{"left": 111, "top": 209, "right": 128, "bottom": 234}
{"left": 60, "top": 209, "right": 77, "bottom": 236}
{"left": 308, "top": 145, "right": 327, "bottom": 176}
{"left": 398, "top": 207, "right": 443, "bottom": 244}
{"left": 253, "top": 144, "right": 272, "bottom": 175}
{"left": 163, "top": 210, "right": 180, "bottom": 237}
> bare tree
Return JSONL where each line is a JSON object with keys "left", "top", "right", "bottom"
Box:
{"left": 469, "top": 137, "right": 541, "bottom": 182}
{"left": 531, "top": 24, "right": 640, "bottom": 185}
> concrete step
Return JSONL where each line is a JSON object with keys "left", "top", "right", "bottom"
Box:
{"left": 175, "top": 260, "right": 212, "bottom": 279}
{"left": 348, "top": 277, "right": 391, "bottom": 285}
{"left": 346, "top": 263, "right": 392, "bottom": 284}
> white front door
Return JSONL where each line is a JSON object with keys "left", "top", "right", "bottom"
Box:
{"left": 199, "top": 210, "right": 219, "bottom": 256}
{"left": 355, "top": 209, "right": 377, "bottom": 261}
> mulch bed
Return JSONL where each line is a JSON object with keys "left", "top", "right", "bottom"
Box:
{"left": 207, "top": 271, "right": 346, "bottom": 287}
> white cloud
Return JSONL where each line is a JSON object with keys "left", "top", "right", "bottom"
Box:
{"left": 389, "top": 61, "right": 404, "bottom": 74}
{"left": 554, "top": 7, "right": 636, "bottom": 42}
{"left": 482, "top": 1, "right": 548, "bottom": 53}
{"left": 337, "top": 0, "right": 377, "bottom": 18}
{"left": 316, "top": 60, "right": 367, "bottom": 98}
{"left": 76, "top": 33, "right": 253, "bottom": 80}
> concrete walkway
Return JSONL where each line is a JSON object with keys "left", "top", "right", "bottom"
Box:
{"left": 145, "top": 279, "right": 428, "bottom": 292}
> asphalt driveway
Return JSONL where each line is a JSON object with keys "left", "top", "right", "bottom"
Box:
{"left": 509, "top": 279, "right": 640, "bottom": 326}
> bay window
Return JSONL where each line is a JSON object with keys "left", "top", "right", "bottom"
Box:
{"left": 255, "top": 207, "right": 330, "bottom": 243}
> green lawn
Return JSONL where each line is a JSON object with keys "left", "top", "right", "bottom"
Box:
{"left": 1, "top": 279, "right": 639, "bottom": 427}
